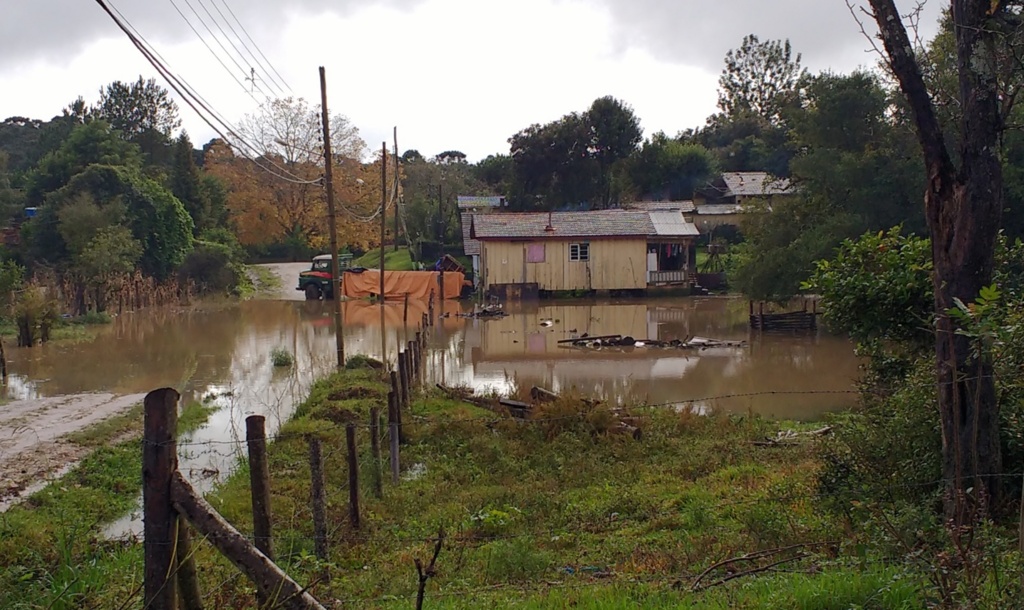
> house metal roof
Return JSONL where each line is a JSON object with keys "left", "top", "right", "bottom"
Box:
{"left": 623, "top": 200, "right": 696, "bottom": 213}
{"left": 470, "top": 209, "right": 698, "bottom": 240}
{"left": 649, "top": 210, "right": 700, "bottom": 236}
{"left": 720, "top": 172, "right": 793, "bottom": 197}
{"left": 696, "top": 204, "right": 744, "bottom": 215}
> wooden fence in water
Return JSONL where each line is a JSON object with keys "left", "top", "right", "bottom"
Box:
{"left": 140, "top": 325, "right": 428, "bottom": 610}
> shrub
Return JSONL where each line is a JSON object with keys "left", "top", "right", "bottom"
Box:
{"left": 270, "top": 347, "right": 293, "bottom": 367}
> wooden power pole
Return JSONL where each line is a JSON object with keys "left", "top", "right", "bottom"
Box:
{"left": 379, "top": 141, "right": 387, "bottom": 300}
{"left": 320, "top": 66, "right": 345, "bottom": 368}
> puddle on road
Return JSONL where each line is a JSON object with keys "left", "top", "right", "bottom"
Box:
{"left": 0, "top": 296, "right": 859, "bottom": 534}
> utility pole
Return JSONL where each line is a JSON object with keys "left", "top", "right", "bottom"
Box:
{"left": 319, "top": 66, "right": 344, "bottom": 368}
{"left": 393, "top": 127, "right": 400, "bottom": 252}
{"left": 379, "top": 141, "right": 387, "bottom": 301}
{"left": 437, "top": 183, "right": 443, "bottom": 245}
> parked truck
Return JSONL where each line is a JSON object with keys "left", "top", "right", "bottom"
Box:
{"left": 296, "top": 253, "right": 353, "bottom": 300}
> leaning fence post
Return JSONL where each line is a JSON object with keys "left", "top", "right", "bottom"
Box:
{"left": 308, "top": 436, "right": 328, "bottom": 560}
{"left": 245, "top": 415, "right": 273, "bottom": 561}
{"left": 175, "top": 521, "right": 203, "bottom": 610}
{"left": 143, "top": 387, "right": 180, "bottom": 610}
{"left": 399, "top": 350, "right": 410, "bottom": 411}
{"left": 415, "top": 332, "right": 423, "bottom": 382}
{"left": 370, "top": 408, "right": 383, "bottom": 499}
{"left": 388, "top": 392, "right": 400, "bottom": 484}
{"left": 346, "top": 423, "right": 360, "bottom": 529}
{"left": 390, "top": 370, "right": 406, "bottom": 443}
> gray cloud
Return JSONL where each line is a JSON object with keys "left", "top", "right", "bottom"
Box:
{"left": 592, "top": 0, "right": 943, "bottom": 74}
{"left": 0, "top": 0, "right": 420, "bottom": 65}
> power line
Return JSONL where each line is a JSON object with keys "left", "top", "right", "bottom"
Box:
{"left": 193, "top": 0, "right": 285, "bottom": 97}
{"left": 205, "top": 0, "right": 290, "bottom": 95}
{"left": 98, "top": 0, "right": 321, "bottom": 186}
{"left": 166, "top": 0, "right": 267, "bottom": 103}
{"left": 216, "top": 0, "right": 293, "bottom": 93}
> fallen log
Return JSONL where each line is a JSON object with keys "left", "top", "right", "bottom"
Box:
{"left": 170, "top": 472, "right": 326, "bottom": 610}
{"left": 498, "top": 398, "right": 532, "bottom": 419}
{"left": 611, "top": 422, "right": 643, "bottom": 440}
{"left": 435, "top": 384, "right": 502, "bottom": 415}
{"left": 530, "top": 386, "right": 559, "bottom": 402}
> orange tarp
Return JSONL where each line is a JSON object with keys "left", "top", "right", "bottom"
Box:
{"left": 342, "top": 270, "right": 464, "bottom": 300}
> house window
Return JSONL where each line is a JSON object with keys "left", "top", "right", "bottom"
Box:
{"left": 526, "top": 243, "right": 546, "bottom": 263}
{"left": 569, "top": 242, "right": 590, "bottom": 262}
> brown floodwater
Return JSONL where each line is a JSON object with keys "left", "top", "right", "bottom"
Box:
{"left": 0, "top": 295, "right": 859, "bottom": 533}
{"left": 5, "top": 297, "right": 860, "bottom": 419}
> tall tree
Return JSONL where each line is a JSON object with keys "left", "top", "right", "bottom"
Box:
{"left": 95, "top": 77, "right": 180, "bottom": 165}
{"left": 587, "top": 96, "right": 642, "bottom": 207}
{"left": 630, "top": 133, "right": 715, "bottom": 201}
{"left": 717, "top": 34, "right": 806, "bottom": 126}
{"left": 95, "top": 77, "right": 180, "bottom": 141}
{"left": 170, "top": 132, "right": 210, "bottom": 234}
{"left": 25, "top": 120, "right": 141, "bottom": 204}
{"left": 868, "top": 0, "right": 1012, "bottom": 519}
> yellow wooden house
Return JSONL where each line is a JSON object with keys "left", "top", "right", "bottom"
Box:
{"left": 470, "top": 209, "right": 699, "bottom": 297}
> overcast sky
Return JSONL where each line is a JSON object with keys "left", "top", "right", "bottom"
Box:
{"left": 0, "top": 0, "right": 942, "bottom": 161}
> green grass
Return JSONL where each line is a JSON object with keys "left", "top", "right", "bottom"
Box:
{"left": 0, "top": 312, "right": 113, "bottom": 345}
{"left": 245, "top": 264, "right": 282, "bottom": 298}
{"left": 270, "top": 346, "right": 294, "bottom": 367}
{"left": 65, "top": 403, "right": 143, "bottom": 447}
{"left": 353, "top": 247, "right": 417, "bottom": 270}
{"left": 0, "top": 399, "right": 219, "bottom": 609}
{"left": 0, "top": 366, "right": 927, "bottom": 609}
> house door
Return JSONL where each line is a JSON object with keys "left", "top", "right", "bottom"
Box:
{"left": 646, "top": 250, "right": 658, "bottom": 283}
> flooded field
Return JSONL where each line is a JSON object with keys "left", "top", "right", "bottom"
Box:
{"left": 0, "top": 294, "right": 860, "bottom": 525}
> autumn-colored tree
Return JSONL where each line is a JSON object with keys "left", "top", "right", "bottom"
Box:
{"left": 204, "top": 97, "right": 372, "bottom": 254}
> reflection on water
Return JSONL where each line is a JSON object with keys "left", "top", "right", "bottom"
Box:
{"left": 430, "top": 298, "right": 860, "bottom": 419}
{"left": 2, "top": 297, "right": 859, "bottom": 534}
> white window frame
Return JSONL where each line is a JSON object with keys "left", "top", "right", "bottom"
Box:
{"left": 569, "top": 242, "right": 590, "bottom": 262}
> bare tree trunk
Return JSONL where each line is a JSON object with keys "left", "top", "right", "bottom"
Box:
{"left": 869, "top": 0, "right": 1004, "bottom": 519}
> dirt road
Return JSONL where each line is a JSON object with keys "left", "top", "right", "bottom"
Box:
{"left": 0, "top": 263, "right": 306, "bottom": 510}
{"left": 256, "top": 262, "right": 308, "bottom": 300}
{"left": 0, "top": 393, "right": 146, "bottom": 510}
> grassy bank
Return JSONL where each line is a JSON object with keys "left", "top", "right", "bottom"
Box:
{"left": 354, "top": 247, "right": 417, "bottom": 270}
{"left": 0, "top": 399, "right": 218, "bottom": 609}
{"left": 110, "top": 367, "right": 921, "bottom": 607}
{"left": 0, "top": 367, "right": 925, "bottom": 608}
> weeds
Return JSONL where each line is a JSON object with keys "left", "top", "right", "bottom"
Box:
{"left": 270, "top": 347, "right": 294, "bottom": 367}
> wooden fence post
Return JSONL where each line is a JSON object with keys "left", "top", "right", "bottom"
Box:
{"left": 388, "top": 394, "right": 400, "bottom": 484}
{"left": 370, "top": 408, "right": 383, "bottom": 499}
{"left": 399, "top": 350, "right": 410, "bottom": 411}
{"left": 390, "top": 370, "right": 406, "bottom": 443}
{"left": 439, "top": 272, "right": 445, "bottom": 320}
{"left": 143, "top": 387, "right": 180, "bottom": 610}
{"left": 403, "top": 293, "right": 409, "bottom": 327}
{"left": 415, "top": 332, "right": 423, "bottom": 382}
{"left": 246, "top": 415, "right": 273, "bottom": 560}
{"left": 346, "top": 423, "right": 360, "bottom": 529}
{"left": 175, "top": 522, "right": 204, "bottom": 610}
{"left": 308, "top": 437, "right": 328, "bottom": 560}
{"left": 170, "top": 473, "right": 327, "bottom": 610}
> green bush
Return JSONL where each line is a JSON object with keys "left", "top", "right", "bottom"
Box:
{"left": 270, "top": 347, "right": 294, "bottom": 367}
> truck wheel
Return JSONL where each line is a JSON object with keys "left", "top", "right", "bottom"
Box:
{"left": 304, "top": 284, "right": 321, "bottom": 300}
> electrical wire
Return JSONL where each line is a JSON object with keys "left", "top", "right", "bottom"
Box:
{"left": 98, "top": 0, "right": 322, "bottom": 186}
{"left": 165, "top": 0, "right": 266, "bottom": 104}
{"left": 193, "top": 0, "right": 285, "bottom": 97}
{"left": 206, "top": 0, "right": 290, "bottom": 95}
{"left": 216, "top": 0, "right": 293, "bottom": 93}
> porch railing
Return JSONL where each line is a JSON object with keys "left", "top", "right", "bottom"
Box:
{"left": 648, "top": 270, "right": 691, "bottom": 284}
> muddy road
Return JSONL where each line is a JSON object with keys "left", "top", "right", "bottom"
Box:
{"left": 0, "top": 393, "right": 145, "bottom": 510}
{"left": 0, "top": 263, "right": 302, "bottom": 510}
